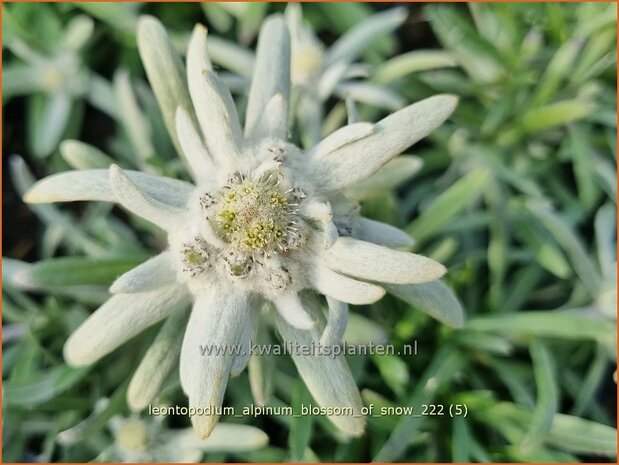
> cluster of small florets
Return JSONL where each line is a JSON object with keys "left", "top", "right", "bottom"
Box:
{"left": 215, "top": 176, "right": 292, "bottom": 253}
{"left": 171, "top": 139, "right": 317, "bottom": 295}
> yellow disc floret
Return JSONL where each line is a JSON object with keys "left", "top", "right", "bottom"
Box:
{"left": 214, "top": 177, "right": 299, "bottom": 256}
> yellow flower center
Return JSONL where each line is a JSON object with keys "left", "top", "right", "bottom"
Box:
{"left": 214, "top": 179, "right": 297, "bottom": 255}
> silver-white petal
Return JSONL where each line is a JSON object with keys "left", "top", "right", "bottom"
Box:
{"left": 309, "top": 95, "right": 458, "bottom": 192}
{"left": 306, "top": 122, "right": 374, "bottom": 160}
{"left": 273, "top": 292, "right": 365, "bottom": 436}
{"left": 273, "top": 293, "right": 315, "bottom": 330}
{"left": 64, "top": 284, "right": 191, "bottom": 367}
{"left": 230, "top": 308, "right": 259, "bottom": 377}
{"left": 308, "top": 261, "right": 385, "bottom": 305}
{"left": 127, "top": 309, "right": 188, "bottom": 411}
{"left": 175, "top": 106, "right": 215, "bottom": 185}
{"left": 180, "top": 285, "right": 249, "bottom": 439}
{"left": 386, "top": 280, "right": 465, "bottom": 328}
{"left": 109, "top": 165, "right": 187, "bottom": 231}
{"left": 345, "top": 155, "right": 423, "bottom": 200}
{"left": 319, "top": 236, "right": 446, "bottom": 284}
{"left": 248, "top": 93, "right": 288, "bottom": 142}
{"left": 245, "top": 15, "right": 290, "bottom": 139}
{"left": 24, "top": 169, "right": 193, "bottom": 207}
{"left": 187, "top": 25, "right": 243, "bottom": 166}
{"left": 171, "top": 423, "right": 268, "bottom": 455}
{"left": 320, "top": 297, "right": 349, "bottom": 346}
{"left": 352, "top": 218, "right": 414, "bottom": 248}
{"left": 110, "top": 251, "right": 177, "bottom": 294}
{"left": 137, "top": 16, "right": 194, "bottom": 157}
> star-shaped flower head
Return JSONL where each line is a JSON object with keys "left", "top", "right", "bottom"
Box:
{"left": 25, "top": 14, "right": 459, "bottom": 439}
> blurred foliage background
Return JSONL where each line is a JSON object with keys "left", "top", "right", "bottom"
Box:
{"left": 2, "top": 2, "right": 617, "bottom": 463}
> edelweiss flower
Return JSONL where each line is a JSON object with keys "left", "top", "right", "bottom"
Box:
{"left": 285, "top": 4, "right": 409, "bottom": 145}
{"left": 25, "top": 15, "right": 457, "bottom": 438}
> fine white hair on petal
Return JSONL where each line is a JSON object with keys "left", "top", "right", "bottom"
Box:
{"left": 273, "top": 292, "right": 365, "bottom": 436}
{"left": 320, "top": 296, "right": 349, "bottom": 347}
{"left": 308, "top": 261, "right": 385, "bottom": 305}
{"left": 309, "top": 94, "right": 458, "bottom": 192}
{"left": 180, "top": 285, "right": 249, "bottom": 439}
{"left": 300, "top": 200, "right": 338, "bottom": 248}
{"left": 64, "top": 284, "right": 191, "bottom": 367}
{"left": 230, "top": 307, "right": 259, "bottom": 377}
{"left": 109, "top": 165, "right": 188, "bottom": 232}
{"left": 352, "top": 217, "right": 415, "bottom": 248}
{"left": 248, "top": 93, "right": 289, "bottom": 142}
{"left": 386, "top": 280, "right": 465, "bottom": 328}
{"left": 175, "top": 106, "right": 215, "bottom": 185}
{"left": 306, "top": 122, "right": 374, "bottom": 160}
{"left": 187, "top": 26, "right": 243, "bottom": 166}
{"left": 273, "top": 293, "right": 315, "bottom": 330}
{"left": 110, "top": 251, "right": 177, "bottom": 294}
{"left": 319, "top": 236, "right": 446, "bottom": 284}
{"left": 245, "top": 15, "right": 290, "bottom": 140}
{"left": 24, "top": 169, "right": 193, "bottom": 207}
{"left": 187, "top": 24, "right": 212, "bottom": 72}
{"left": 136, "top": 16, "right": 195, "bottom": 158}
{"left": 127, "top": 309, "right": 188, "bottom": 411}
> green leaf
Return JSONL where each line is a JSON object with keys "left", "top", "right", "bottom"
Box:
{"left": 372, "top": 354, "right": 409, "bottom": 397}
{"left": 387, "top": 280, "right": 465, "bottom": 328}
{"left": 28, "top": 92, "right": 72, "bottom": 158}
{"left": 514, "top": 218, "right": 572, "bottom": 279}
{"left": 568, "top": 124, "right": 599, "bottom": 208}
{"left": 520, "top": 99, "right": 594, "bottom": 134}
{"left": 407, "top": 168, "right": 491, "bottom": 243}
{"left": 467, "top": 309, "right": 615, "bottom": 350}
{"left": 526, "top": 200, "right": 603, "bottom": 297}
{"left": 57, "top": 381, "right": 129, "bottom": 445}
{"left": 373, "top": 50, "right": 457, "bottom": 84}
{"left": 480, "top": 402, "right": 617, "bottom": 457}
{"left": 4, "top": 366, "right": 90, "bottom": 407}
{"left": 289, "top": 382, "right": 313, "bottom": 462}
{"left": 531, "top": 39, "right": 581, "bottom": 106}
{"left": 521, "top": 340, "right": 559, "bottom": 451}
{"left": 374, "top": 346, "right": 463, "bottom": 461}
{"left": 14, "top": 256, "right": 148, "bottom": 288}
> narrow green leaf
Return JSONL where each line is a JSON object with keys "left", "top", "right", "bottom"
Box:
{"left": 289, "top": 382, "right": 313, "bottom": 462}
{"left": 374, "top": 346, "right": 463, "bottom": 461}
{"left": 371, "top": 354, "right": 409, "bottom": 397}
{"left": 520, "top": 100, "right": 594, "bottom": 134}
{"left": 28, "top": 92, "right": 72, "bottom": 158}
{"left": 14, "top": 256, "right": 148, "bottom": 288}
{"left": 374, "top": 50, "right": 457, "bottom": 84}
{"left": 467, "top": 309, "right": 615, "bottom": 350}
{"left": 526, "top": 200, "right": 603, "bottom": 296}
{"left": 4, "top": 366, "right": 90, "bottom": 407}
{"left": 521, "top": 340, "right": 558, "bottom": 451}
{"left": 408, "top": 168, "right": 491, "bottom": 243}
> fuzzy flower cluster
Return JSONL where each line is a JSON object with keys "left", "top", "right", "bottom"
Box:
{"left": 25, "top": 14, "right": 457, "bottom": 439}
